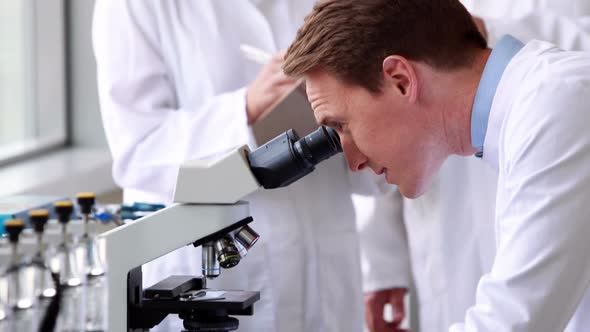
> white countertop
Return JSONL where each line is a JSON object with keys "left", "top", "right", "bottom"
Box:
{"left": 0, "top": 147, "right": 117, "bottom": 197}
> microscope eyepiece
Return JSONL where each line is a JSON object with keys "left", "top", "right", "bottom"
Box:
{"left": 248, "top": 126, "right": 342, "bottom": 189}
{"left": 295, "top": 126, "right": 342, "bottom": 167}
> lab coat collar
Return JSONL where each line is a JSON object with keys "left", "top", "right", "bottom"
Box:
{"left": 471, "top": 35, "right": 524, "bottom": 158}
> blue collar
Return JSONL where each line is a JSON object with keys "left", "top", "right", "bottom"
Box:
{"left": 471, "top": 35, "right": 524, "bottom": 158}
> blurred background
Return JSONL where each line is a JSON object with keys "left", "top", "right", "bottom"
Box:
{"left": 0, "top": 0, "right": 119, "bottom": 203}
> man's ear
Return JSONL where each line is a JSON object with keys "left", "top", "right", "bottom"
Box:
{"left": 382, "top": 56, "right": 418, "bottom": 103}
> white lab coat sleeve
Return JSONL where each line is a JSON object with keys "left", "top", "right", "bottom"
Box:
{"left": 484, "top": 11, "right": 590, "bottom": 50}
{"left": 350, "top": 171, "right": 412, "bottom": 293}
{"left": 92, "top": 0, "right": 251, "bottom": 199}
{"left": 451, "top": 81, "right": 590, "bottom": 331}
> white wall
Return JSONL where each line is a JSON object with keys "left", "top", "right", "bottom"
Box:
{"left": 67, "top": 0, "right": 107, "bottom": 148}
{"left": 66, "top": 0, "right": 119, "bottom": 200}
{"left": 0, "top": 1, "right": 28, "bottom": 144}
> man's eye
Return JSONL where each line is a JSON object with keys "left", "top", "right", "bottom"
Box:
{"left": 328, "top": 122, "right": 344, "bottom": 131}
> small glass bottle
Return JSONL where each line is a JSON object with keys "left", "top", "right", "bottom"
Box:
{"left": 4, "top": 219, "right": 37, "bottom": 332}
{"left": 53, "top": 201, "right": 85, "bottom": 332}
{"left": 77, "top": 192, "right": 106, "bottom": 332}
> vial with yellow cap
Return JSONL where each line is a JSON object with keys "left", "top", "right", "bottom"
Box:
{"left": 28, "top": 210, "right": 56, "bottom": 300}
{"left": 52, "top": 201, "right": 86, "bottom": 331}
{"left": 2, "top": 219, "right": 38, "bottom": 331}
{"left": 52, "top": 201, "right": 82, "bottom": 287}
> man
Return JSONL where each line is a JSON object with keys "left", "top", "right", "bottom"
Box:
{"left": 360, "top": 1, "right": 590, "bottom": 330}
{"left": 284, "top": 0, "right": 590, "bottom": 331}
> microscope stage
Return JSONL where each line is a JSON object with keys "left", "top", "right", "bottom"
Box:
{"left": 141, "top": 289, "right": 260, "bottom": 315}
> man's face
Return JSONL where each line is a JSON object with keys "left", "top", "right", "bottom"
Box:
{"left": 306, "top": 70, "right": 448, "bottom": 198}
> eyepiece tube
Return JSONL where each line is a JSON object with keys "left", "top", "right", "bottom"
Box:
{"left": 296, "top": 126, "right": 342, "bottom": 165}
{"left": 248, "top": 126, "right": 342, "bottom": 189}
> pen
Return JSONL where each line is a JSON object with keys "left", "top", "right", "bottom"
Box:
{"left": 240, "top": 44, "right": 272, "bottom": 65}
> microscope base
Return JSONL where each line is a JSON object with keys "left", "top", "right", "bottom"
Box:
{"left": 180, "top": 313, "right": 239, "bottom": 331}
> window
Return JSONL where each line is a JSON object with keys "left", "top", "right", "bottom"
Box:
{"left": 0, "top": 0, "right": 66, "bottom": 165}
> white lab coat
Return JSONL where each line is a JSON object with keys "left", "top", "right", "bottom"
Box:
{"left": 463, "top": 0, "right": 590, "bottom": 49}
{"left": 451, "top": 39, "right": 590, "bottom": 332}
{"left": 92, "top": 1, "right": 364, "bottom": 331}
{"left": 353, "top": 156, "right": 498, "bottom": 332}
{"left": 356, "top": 1, "right": 590, "bottom": 331}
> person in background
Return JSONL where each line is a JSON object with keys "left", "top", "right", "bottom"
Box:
{"left": 92, "top": 1, "right": 405, "bottom": 331}
{"left": 359, "top": 1, "right": 590, "bottom": 331}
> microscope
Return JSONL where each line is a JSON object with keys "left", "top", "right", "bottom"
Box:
{"left": 98, "top": 126, "right": 342, "bottom": 331}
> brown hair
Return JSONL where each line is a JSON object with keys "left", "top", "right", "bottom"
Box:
{"left": 284, "top": 0, "right": 487, "bottom": 93}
